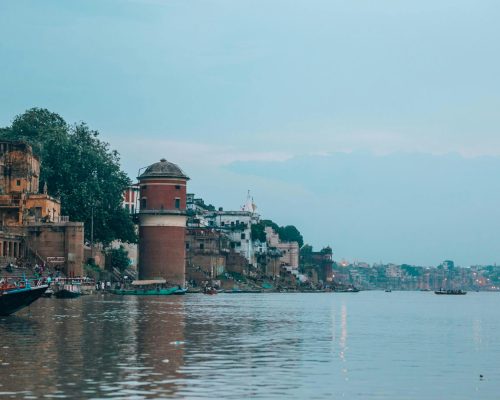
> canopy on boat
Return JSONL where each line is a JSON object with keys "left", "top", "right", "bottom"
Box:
{"left": 131, "top": 279, "right": 166, "bottom": 286}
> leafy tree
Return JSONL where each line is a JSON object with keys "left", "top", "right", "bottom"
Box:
{"left": 278, "top": 225, "right": 304, "bottom": 248}
{"left": 106, "top": 245, "right": 130, "bottom": 272}
{"left": 255, "top": 219, "right": 304, "bottom": 247}
{"left": 251, "top": 222, "right": 266, "bottom": 242}
{"left": 301, "top": 244, "right": 313, "bottom": 255}
{"left": 0, "top": 108, "right": 137, "bottom": 245}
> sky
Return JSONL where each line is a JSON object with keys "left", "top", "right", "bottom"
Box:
{"left": 1, "top": 0, "right": 499, "bottom": 266}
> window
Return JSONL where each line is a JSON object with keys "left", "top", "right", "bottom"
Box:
{"left": 16, "top": 180, "right": 21, "bottom": 186}
{"left": 175, "top": 185, "right": 181, "bottom": 190}
{"left": 241, "top": 233, "right": 246, "bottom": 240}
{"left": 141, "top": 198, "right": 147, "bottom": 209}
{"left": 221, "top": 221, "right": 225, "bottom": 226}
{"left": 186, "top": 242, "right": 190, "bottom": 249}
{"left": 200, "top": 243, "right": 204, "bottom": 250}
{"left": 131, "top": 205, "right": 135, "bottom": 214}
{"left": 175, "top": 198, "right": 180, "bottom": 209}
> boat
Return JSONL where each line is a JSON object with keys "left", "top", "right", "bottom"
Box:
{"left": 203, "top": 287, "right": 218, "bottom": 295}
{"left": 0, "top": 279, "right": 48, "bottom": 316}
{"left": 333, "top": 286, "right": 360, "bottom": 293}
{"left": 385, "top": 289, "right": 392, "bottom": 292}
{"left": 111, "top": 279, "right": 180, "bottom": 295}
{"left": 54, "top": 283, "right": 81, "bottom": 299}
{"left": 434, "top": 289, "right": 467, "bottom": 295}
{"left": 41, "top": 288, "right": 54, "bottom": 298}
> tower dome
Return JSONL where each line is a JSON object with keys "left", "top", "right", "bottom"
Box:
{"left": 139, "top": 158, "right": 189, "bottom": 180}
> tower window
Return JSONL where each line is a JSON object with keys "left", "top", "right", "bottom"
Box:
{"left": 141, "top": 198, "right": 147, "bottom": 209}
{"left": 175, "top": 185, "right": 181, "bottom": 189}
{"left": 175, "top": 198, "right": 180, "bottom": 209}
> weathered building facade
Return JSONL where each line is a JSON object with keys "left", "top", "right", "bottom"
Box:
{"left": 0, "top": 141, "right": 84, "bottom": 275}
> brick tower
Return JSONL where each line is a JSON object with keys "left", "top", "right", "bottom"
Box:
{"left": 138, "top": 159, "right": 189, "bottom": 286}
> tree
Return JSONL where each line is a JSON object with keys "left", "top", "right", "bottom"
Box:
{"left": 251, "top": 223, "right": 266, "bottom": 242}
{"left": 278, "top": 225, "right": 304, "bottom": 248}
{"left": 106, "top": 246, "right": 130, "bottom": 272}
{"left": 0, "top": 108, "right": 137, "bottom": 245}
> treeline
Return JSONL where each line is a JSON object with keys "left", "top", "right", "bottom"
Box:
{"left": 251, "top": 219, "right": 304, "bottom": 247}
{"left": 0, "top": 108, "right": 136, "bottom": 245}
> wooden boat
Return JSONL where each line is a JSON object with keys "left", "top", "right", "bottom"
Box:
{"left": 113, "top": 287, "right": 179, "bottom": 295}
{"left": 54, "top": 283, "right": 81, "bottom": 299}
{"left": 333, "top": 286, "right": 360, "bottom": 293}
{"left": 0, "top": 280, "right": 48, "bottom": 316}
{"left": 434, "top": 289, "right": 467, "bottom": 295}
{"left": 111, "top": 279, "right": 180, "bottom": 295}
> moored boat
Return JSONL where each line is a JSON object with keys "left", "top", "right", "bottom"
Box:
{"left": 41, "top": 288, "right": 54, "bottom": 298}
{"left": 0, "top": 280, "right": 48, "bottom": 316}
{"left": 434, "top": 289, "right": 467, "bottom": 295}
{"left": 54, "top": 283, "right": 82, "bottom": 299}
{"left": 111, "top": 279, "right": 180, "bottom": 295}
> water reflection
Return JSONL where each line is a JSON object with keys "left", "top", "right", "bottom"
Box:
{"left": 0, "top": 295, "right": 187, "bottom": 398}
{"left": 1, "top": 293, "right": 499, "bottom": 399}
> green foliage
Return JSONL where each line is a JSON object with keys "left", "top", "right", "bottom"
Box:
{"left": 251, "top": 223, "right": 266, "bottom": 242}
{"left": 301, "top": 244, "right": 313, "bottom": 255}
{"left": 253, "top": 219, "right": 304, "bottom": 247}
{"left": 106, "top": 245, "right": 130, "bottom": 272}
{"left": 1, "top": 108, "right": 137, "bottom": 245}
{"left": 278, "top": 225, "right": 304, "bottom": 248}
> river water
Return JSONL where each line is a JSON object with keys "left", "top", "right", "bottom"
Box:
{"left": 0, "top": 292, "right": 498, "bottom": 399}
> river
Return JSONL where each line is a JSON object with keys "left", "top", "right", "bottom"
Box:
{"left": 0, "top": 292, "right": 498, "bottom": 399}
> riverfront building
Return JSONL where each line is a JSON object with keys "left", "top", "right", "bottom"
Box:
{"left": 0, "top": 141, "right": 84, "bottom": 276}
{"left": 137, "top": 159, "right": 189, "bottom": 285}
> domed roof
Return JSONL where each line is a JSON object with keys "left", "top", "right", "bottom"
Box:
{"left": 139, "top": 158, "right": 189, "bottom": 180}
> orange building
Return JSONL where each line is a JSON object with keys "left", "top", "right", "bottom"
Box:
{"left": 0, "top": 141, "right": 83, "bottom": 275}
{"left": 0, "top": 141, "right": 61, "bottom": 226}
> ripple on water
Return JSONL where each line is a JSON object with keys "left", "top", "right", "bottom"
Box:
{"left": 1, "top": 293, "right": 500, "bottom": 399}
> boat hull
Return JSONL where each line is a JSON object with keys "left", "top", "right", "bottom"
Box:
{"left": 54, "top": 289, "right": 81, "bottom": 299}
{"left": 112, "top": 287, "right": 179, "bottom": 295}
{"left": 434, "top": 290, "right": 467, "bottom": 295}
{"left": 0, "top": 285, "right": 48, "bottom": 316}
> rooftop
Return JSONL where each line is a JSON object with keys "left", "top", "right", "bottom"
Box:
{"left": 139, "top": 158, "right": 189, "bottom": 180}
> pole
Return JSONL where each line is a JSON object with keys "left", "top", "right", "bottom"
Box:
{"left": 91, "top": 204, "right": 94, "bottom": 260}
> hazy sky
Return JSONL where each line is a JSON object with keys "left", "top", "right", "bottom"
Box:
{"left": 1, "top": 0, "right": 499, "bottom": 266}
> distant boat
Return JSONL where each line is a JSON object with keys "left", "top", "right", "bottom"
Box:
{"left": 111, "top": 279, "right": 180, "bottom": 295}
{"left": 54, "top": 283, "right": 81, "bottom": 299}
{"left": 0, "top": 280, "right": 48, "bottom": 316}
{"left": 334, "top": 286, "right": 360, "bottom": 293}
{"left": 385, "top": 289, "right": 392, "bottom": 292}
{"left": 434, "top": 289, "right": 467, "bottom": 295}
{"left": 204, "top": 287, "right": 218, "bottom": 295}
